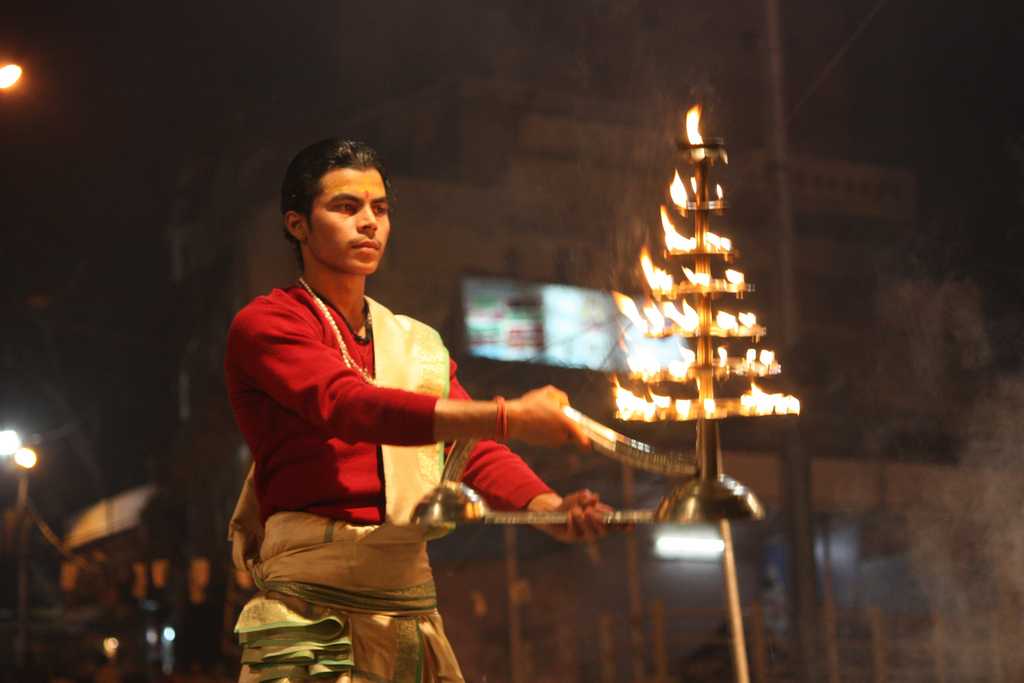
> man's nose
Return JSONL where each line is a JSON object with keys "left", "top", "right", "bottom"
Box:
{"left": 356, "top": 205, "right": 377, "bottom": 233}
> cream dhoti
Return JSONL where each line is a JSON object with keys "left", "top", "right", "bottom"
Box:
{"left": 235, "top": 513, "right": 463, "bottom": 682}
{"left": 229, "top": 299, "right": 463, "bottom": 682}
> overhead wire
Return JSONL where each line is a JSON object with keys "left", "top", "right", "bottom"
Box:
{"left": 785, "top": 0, "right": 894, "bottom": 124}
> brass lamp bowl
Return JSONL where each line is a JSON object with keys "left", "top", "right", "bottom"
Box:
{"left": 410, "top": 481, "right": 490, "bottom": 528}
{"left": 655, "top": 475, "right": 764, "bottom": 523}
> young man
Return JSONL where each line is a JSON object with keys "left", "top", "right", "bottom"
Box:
{"left": 226, "top": 139, "right": 610, "bottom": 682}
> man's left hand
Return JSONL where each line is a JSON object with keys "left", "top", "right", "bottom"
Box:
{"left": 527, "top": 490, "right": 613, "bottom": 543}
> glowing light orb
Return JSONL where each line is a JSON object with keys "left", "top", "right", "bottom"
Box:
{"left": 14, "top": 447, "right": 37, "bottom": 470}
{"left": 0, "top": 429, "right": 22, "bottom": 456}
{"left": 0, "top": 64, "right": 23, "bottom": 89}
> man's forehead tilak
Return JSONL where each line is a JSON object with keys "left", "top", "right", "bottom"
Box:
{"left": 320, "top": 170, "right": 387, "bottom": 203}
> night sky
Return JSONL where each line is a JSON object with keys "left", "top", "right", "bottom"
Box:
{"left": 1, "top": 1, "right": 1021, "bottom": 514}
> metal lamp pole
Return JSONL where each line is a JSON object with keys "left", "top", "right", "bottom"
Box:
{"left": 13, "top": 445, "right": 37, "bottom": 670}
{"left": 15, "top": 468, "right": 29, "bottom": 668}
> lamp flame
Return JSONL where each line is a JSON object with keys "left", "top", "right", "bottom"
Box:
{"left": 675, "top": 399, "right": 692, "bottom": 418}
{"left": 663, "top": 300, "right": 699, "bottom": 333}
{"left": 685, "top": 105, "right": 703, "bottom": 145}
{"left": 660, "top": 205, "right": 696, "bottom": 252}
{"left": 651, "top": 391, "right": 672, "bottom": 410}
{"left": 667, "top": 348, "right": 697, "bottom": 379}
{"left": 624, "top": 347, "right": 697, "bottom": 381}
{"left": 614, "top": 379, "right": 658, "bottom": 422}
{"left": 612, "top": 291, "right": 648, "bottom": 334}
{"left": 669, "top": 171, "right": 689, "bottom": 209}
{"left": 716, "top": 311, "right": 738, "bottom": 331}
{"left": 703, "top": 398, "right": 716, "bottom": 416}
{"left": 626, "top": 350, "right": 660, "bottom": 379}
{"left": 682, "top": 266, "right": 711, "bottom": 287}
{"left": 716, "top": 184, "right": 724, "bottom": 200}
{"left": 724, "top": 269, "right": 744, "bottom": 285}
{"left": 666, "top": 362, "right": 686, "bottom": 380}
{"left": 704, "top": 232, "right": 732, "bottom": 252}
{"left": 642, "top": 301, "right": 666, "bottom": 335}
{"left": 640, "top": 248, "right": 675, "bottom": 296}
{"left": 740, "top": 382, "right": 800, "bottom": 416}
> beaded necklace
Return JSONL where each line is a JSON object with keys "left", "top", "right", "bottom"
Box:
{"left": 298, "top": 278, "right": 376, "bottom": 385}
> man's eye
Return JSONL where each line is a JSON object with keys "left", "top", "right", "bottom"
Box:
{"left": 337, "top": 203, "right": 358, "bottom": 213}
{"left": 374, "top": 206, "right": 389, "bottom": 216}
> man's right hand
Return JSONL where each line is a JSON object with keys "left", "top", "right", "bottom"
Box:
{"left": 508, "top": 385, "right": 590, "bottom": 448}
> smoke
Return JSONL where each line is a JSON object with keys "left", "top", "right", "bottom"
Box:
{"left": 902, "top": 371, "right": 1024, "bottom": 678}
{"left": 887, "top": 275, "right": 1024, "bottom": 678}
{"left": 852, "top": 274, "right": 993, "bottom": 468}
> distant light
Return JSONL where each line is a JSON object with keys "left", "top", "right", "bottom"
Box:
{"left": 102, "top": 637, "right": 120, "bottom": 659}
{"left": 0, "top": 64, "right": 22, "bottom": 89}
{"left": 145, "top": 628, "right": 159, "bottom": 646}
{"left": 14, "top": 447, "right": 37, "bottom": 470}
{"left": 654, "top": 532, "right": 725, "bottom": 560}
{"left": 0, "top": 430, "right": 21, "bottom": 456}
{"left": 162, "top": 626, "right": 176, "bottom": 643}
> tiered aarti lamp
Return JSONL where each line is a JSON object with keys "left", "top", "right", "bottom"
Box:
{"left": 611, "top": 104, "right": 798, "bottom": 523}
{"left": 413, "top": 105, "right": 799, "bottom": 683}
{"left": 609, "top": 104, "right": 799, "bottom": 682}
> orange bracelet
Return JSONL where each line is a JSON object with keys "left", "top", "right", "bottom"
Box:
{"left": 494, "top": 396, "right": 509, "bottom": 441}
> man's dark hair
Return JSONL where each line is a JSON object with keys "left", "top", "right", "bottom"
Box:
{"left": 280, "top": 138, "right": 390, "bottom": 266}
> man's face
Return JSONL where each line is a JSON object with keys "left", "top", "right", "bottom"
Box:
{"left": 300, "top": 167, "right": 390, "bottom": 276}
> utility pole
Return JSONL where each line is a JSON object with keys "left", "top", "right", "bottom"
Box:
{"left": 15, "top": 471, "right": 29, "bottom": 670}
{"left": 763, "top": 1, "right": 819, "bottom": 680}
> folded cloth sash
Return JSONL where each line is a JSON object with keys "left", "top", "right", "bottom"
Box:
{"left": 237, "top": 597, "right": 353, "bottom": 681}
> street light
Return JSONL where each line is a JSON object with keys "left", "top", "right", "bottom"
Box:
{"left": 0, "top": 429, "right": 21, "bottom": 456}
{"left": 0, "top": 64, "right": 23, "bottom": 90}
{"left": 14, "top": 447, "right": 37, "bottom": 470}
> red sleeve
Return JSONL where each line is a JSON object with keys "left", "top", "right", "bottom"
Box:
{"left": 226, "top": 299, "right": 439, "bottom": 446}
{"left": 449, "top": 363, "right": 553, "bottom": 510}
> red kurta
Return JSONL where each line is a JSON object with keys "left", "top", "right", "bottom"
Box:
{"left": 226, "top": 286, "right": 552, "bottom": 524}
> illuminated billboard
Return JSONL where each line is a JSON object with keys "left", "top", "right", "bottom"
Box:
{"left": 461, "top": 276, "right": 689, "bottom": 372}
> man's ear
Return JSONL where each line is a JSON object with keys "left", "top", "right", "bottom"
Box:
{"left": 284, "top": 211, "right": 309, "bottom": 243}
